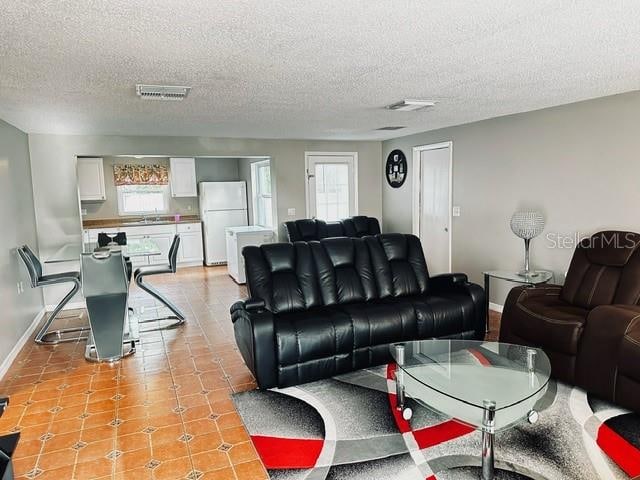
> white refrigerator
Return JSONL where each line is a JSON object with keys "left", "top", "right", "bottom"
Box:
{"left": 200, "top": 181, "right": 248, "bottom": 265}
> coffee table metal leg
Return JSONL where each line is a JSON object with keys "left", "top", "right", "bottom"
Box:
{"left": 481, "top": 400, "right": 496, "bottom": 480}
{"left": 395, "top": 344, "right": 405, "bottom": 411}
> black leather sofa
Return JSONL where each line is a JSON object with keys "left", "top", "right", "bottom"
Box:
{"left": 231, "top": 233, "right": 485, "bottom": 389}
{"left": 284, "top": 215, "right": 381, "bottom": 242}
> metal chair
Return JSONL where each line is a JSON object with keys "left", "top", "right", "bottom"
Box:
{"left": 18, "top": 245, "right": 89, "bottom": 345}
{"left": 134, "top": 234, "right": 185, "bottom": 331}
{"left": 81, "top": 251, "right": 135, "bottom": 362}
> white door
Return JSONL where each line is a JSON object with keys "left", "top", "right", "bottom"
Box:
{"left": 204, "top": 210, "right": 248, "bottom": 264}
{"left": 169, "top": 157, "right": 197, "bottom": 197}
{"left": 77, "top": 157, "right": 106, "bottom": 201}
{"left": 413, "top": 143, "right": 452, "bottom": 275}
{"left": 305, "top": 152, "right": 357, "bottom": 221}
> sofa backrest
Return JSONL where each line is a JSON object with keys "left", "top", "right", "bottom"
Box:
{"left": 284, "top": 216, "right": 380, "bottom": 242}
{"left": 561, "top": 231, "right": 640, "bottom": 308}
{"left": 243, "top": 234, "right": 430, "bottom": 314}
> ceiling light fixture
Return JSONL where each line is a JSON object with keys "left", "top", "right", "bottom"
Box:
{"left": 135, "top": 84, "right": 191, "bottom": 101}
{"left": 385, "top": 99, "right": 436, "bottom": 111}
{"left": 376, "top": 126, "right": 406, "bottom": 131}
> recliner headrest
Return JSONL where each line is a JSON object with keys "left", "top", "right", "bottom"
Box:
{"left": 263, "top": 243, "right": 297, "bottom": 272}
{"left": 583, "top": 231, "right": 640, "bottom": 266}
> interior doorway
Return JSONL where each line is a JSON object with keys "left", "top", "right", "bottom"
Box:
{"left": 412, "top": 142, "right": 452, "bottom": 274}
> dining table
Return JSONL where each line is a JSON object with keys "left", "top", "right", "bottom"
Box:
{"left": 44, "top": 237, "right": 162, "bottom": 362}
{"left": 45, "top": 237, "right": 162, "bottom": 263}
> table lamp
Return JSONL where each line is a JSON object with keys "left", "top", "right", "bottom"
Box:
{"left": 510, "top": 210, "right": 545, "bottom": 277}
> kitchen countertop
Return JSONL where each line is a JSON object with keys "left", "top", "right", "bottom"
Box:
{"left": 83, "top": 215, "right": 201, "bottom": 229}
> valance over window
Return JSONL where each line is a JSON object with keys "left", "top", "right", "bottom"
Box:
{"left": 113, "top": 164, "right": 169, "bottom": 186}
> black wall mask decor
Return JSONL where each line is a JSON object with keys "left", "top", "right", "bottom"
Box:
{"left": 385, "top": 149, "right": 407, "bottom": 188}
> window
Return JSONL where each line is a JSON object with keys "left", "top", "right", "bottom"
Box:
{"left": 250, "top": 159, "right": 273, "bottom": 227}
{"left": 117, "top": 184, "right": 170, "bottom": 216}
{"left": 305, "top": 152, "right": 357, "bottom": 221}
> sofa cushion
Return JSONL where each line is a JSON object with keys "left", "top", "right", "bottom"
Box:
{"left": 561, "top": 231, "right": 640, "bottom": 308}
{"left": 512, "top": 294, "right": 588, "bottom": 355}
{"left": 407, "top": 292, "right": 476, "bottom": 338}
{"left": 310, "top": 237, "right": 378, "bottom": 305}
{"left": 365, "top": 234, "right": 429, "bottom": 299}
{"left": 336, "top": 300, "right": 417, "bottom": 368}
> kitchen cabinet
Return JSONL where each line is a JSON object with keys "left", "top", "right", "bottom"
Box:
{"left": 177, "top": 223, "right": 204, "bottom": 264}
{"left": 169, "top": 157, "right": 197, "bottom": 197}
{"left": 77, "top": 157, "right": 106, "bottom": 201}
{"left": 148, "top": 233, "right": 174, "bottom": 265}
{"left": 83, "top": 222, "right": 203, "bottom": 267}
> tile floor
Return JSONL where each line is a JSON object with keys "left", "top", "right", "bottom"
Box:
{"left": 0, "top": 265, "right": 502, "bottom": 480}
{"left": 0, "top": 266, "right": 267, "bottom": 480}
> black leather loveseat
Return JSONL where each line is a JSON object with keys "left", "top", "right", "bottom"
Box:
{"left": 231, "top": 233, "right": 485, "bottom": 389}
{"left": 284, "top": 215, "right": 381, "bottom": 242}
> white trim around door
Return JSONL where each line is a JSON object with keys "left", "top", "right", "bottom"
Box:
{"left": 412, "top": 141, "right": 453, "bottom": 273}
{"left": 304, "top": 151, "right": 358, "bottom": 220}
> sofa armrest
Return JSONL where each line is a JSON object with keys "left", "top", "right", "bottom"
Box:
{"left": 430, "top": 273, "right": 468, "bottom": 290}
{"left": 576, "top": 304, "right": 640, "bottom": 399}
{"left": 231, "top": 301, "right": 278, "bottom": 389}
{"left": 430, "top": 273, "right": 486, "bottom": 339}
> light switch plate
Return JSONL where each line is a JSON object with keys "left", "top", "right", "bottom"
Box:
{"left": 81, "top": 208, "right": 87, "bottom": 216}
{"left": 287, "top": 208, "right": 296, "bottom": 216}
{"left": 452, "top": 206, "right": 461, "bottom": 217}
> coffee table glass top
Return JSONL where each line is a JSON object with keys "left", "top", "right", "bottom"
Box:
{"left": 390, "top": 340, "right": 551, "bottom": 431}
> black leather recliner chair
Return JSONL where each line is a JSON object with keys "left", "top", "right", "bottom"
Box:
{"left": 231, "top": 233, "right": 485, "bottom": 389}
{"left": 284, "top": 215, "right": 381, "bottom": 242}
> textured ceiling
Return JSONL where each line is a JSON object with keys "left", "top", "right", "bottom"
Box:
{"left": 1, "top": 1, "right": 639, "bottom": 140}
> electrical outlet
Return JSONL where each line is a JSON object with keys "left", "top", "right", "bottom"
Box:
{"left": 452, "top": 206, "right": 461, "bottom": 217}
{"left": 287, "top": 208, "right": 296, "bottom": 217}
{"left": 80, "top": 208, "right": 87, "bottom": 216}
{"left": 187, "top": 205, "right": 192, "bottom": 211}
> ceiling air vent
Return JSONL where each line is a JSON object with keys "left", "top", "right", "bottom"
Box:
{"left": 386, "top": 99, "right": 435, "bottom": 111}
{"left": 376, "top": 126, "right": 406, "bottom": 131}
{"left": 135, "top": 84, "right": 191, "bottom": 101}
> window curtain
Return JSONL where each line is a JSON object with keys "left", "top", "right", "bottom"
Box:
{"left": 113, "top": 164, "right": 169, "bottom": 186}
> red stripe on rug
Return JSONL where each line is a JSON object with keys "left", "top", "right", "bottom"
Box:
{"left": 596, "top": 423, "right": 640, "bottom": 477}
{"left": 413, "top": 420, "right": 474, "bottom": 449}
{"left": 467, "top": 348, "right": 491, "bottom": 366}
{"left": 250, "top": 435, "right": 324, "bottom": 469}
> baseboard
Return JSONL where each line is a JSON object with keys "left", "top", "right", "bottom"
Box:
{"left": 178, "top": 261, "right": 204, "bottom": 268}
{"left": 0, "top": 308, "right": 46, "bottom": 381}
{"left": 489, "top": 302, "right": 504, "bottom": 313}
{"left": 45, "top": 301, "right": 86, "bottom": 312}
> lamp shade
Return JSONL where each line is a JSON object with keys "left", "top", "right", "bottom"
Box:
{"left": 510, "top": 211, "right": 545, "bottom": 240}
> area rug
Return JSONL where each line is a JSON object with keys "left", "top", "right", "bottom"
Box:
{"left": 233, "top": 362, "right": 640, "bottom": 480}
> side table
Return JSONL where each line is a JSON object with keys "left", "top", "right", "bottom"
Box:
{"left": 483, "top": 270, "right": 554, "bottom": 333}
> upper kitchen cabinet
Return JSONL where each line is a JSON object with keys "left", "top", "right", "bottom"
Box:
{"left": 169, "top": 157, "right": 197, "bottom": 197}
{"left": 77, "top": 157, "right": 106, "bottom": 201}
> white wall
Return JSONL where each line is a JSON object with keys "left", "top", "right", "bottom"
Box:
{"left": 28, "top": 134, "right": 382, "bottom": 306}
{"left": 382, "top": 90, "right": 640, "bottom": 305}
{"left": 0, "top": 119, "right": 43, "bottom": 370}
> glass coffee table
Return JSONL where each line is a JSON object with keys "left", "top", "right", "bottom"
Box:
{"left": 390, "top": 340, "right": 551, "bottom": 480}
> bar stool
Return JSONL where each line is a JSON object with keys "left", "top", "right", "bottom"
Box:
{"left": 81, "top": 251, "right": 135, "bottom": 362}
{"left": 18, "top": 245, "right": 89, "bottom": 345}
{"left": 134, "top": 234, "right": 185, "bottom": 331}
